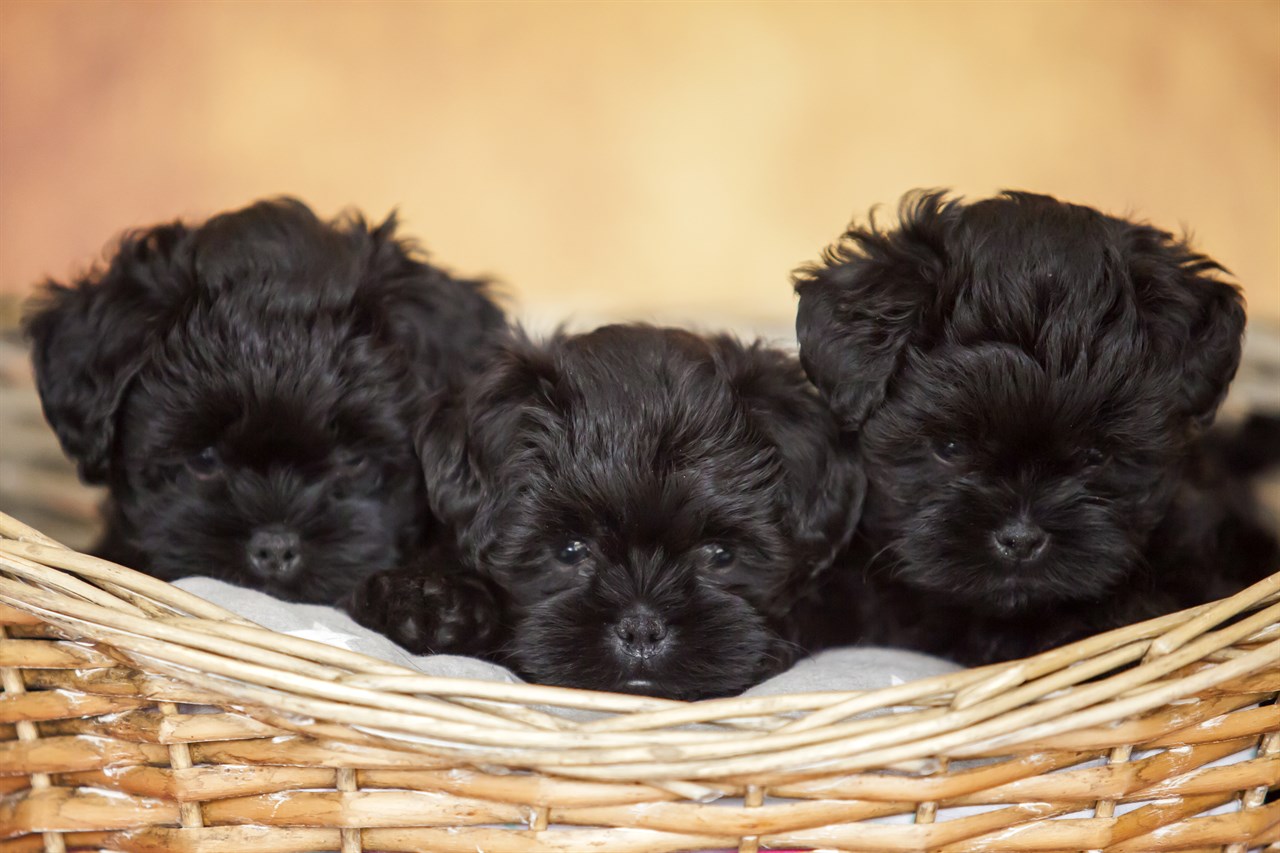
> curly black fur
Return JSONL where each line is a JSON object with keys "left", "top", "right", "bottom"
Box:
{"left": 795, "top": 190, "right": 1274, "bottom": 664}
{"left": 348, "top": 324, "right": 863, "bottom": 699}
{"left": 25, "top": 198, "right": 505, "bottom": 603}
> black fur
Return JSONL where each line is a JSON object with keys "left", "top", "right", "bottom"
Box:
{"left": 25, "top": 198, "right": 505, "bottom": 603}
{"left": 348, "top": 324, "right": 863, "bottom": 699}
{"left": 795, "top": 190, "right": 1274, "bottom": 664}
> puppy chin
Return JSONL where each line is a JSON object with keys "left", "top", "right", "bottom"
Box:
{"left": 512, "top": 587, "right": 784, "bottom": 701}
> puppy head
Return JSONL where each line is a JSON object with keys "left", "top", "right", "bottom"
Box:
{"left": 423, "top": 325, "right": 862, "bottom": 699}
{"left": 795, "top": 191, "right": 1244, "bottom": 611}
{"left": 26, "top": 198, "right": 505, "bottom": 601}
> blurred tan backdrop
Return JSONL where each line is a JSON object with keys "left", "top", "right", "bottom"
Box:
{"left": 1, "top": 0, "right": 1277, "bottom": 337}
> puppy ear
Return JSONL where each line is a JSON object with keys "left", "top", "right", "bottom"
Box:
{"left": 23, "top": 224, "right": 190, "bottom": 483}
{"left": 352, "top": 210, "right": 507, "bottom": 389}
{"left": 416, "top": 388, "right": 483, "bottom": 538}
{"left": 1123, "top": 223, "right": 1245, "bottom": 427}
{"left": 794, "top": 191, "right": 953, "bottom": 430}
{"left": 418, "top": 333, "right": 561, "bottom": 557}
{"left": 715, "top": 337, "right": 865, "bottom": 579}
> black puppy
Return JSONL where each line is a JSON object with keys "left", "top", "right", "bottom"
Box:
{"left": 349, "top": 325, "right": 862, "bottom": 699}
{"left": 795, "top": 190, "right": 1274, "bottom": 664}
{"left": 26, "top": 198, "right": 504, "bottom": 603}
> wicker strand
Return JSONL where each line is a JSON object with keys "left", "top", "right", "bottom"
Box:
{"left": 157, "top": 700, "right": 205, "bottom": 830}
{"left": 737, "top": 783, "right": 765, "bottom": 853}
{"left": 336, "top": 767, "right": 361, "bottom": 853}
{"left": 914, "top": 756, "right": 947, "bottom": 827}
{"left": 0, "top": 622, "right": 66, "bottom": 853}
{"left": 1089, "top": 742, "right": 1134, "bottom": 853}
{"left": 1226, "top": 727, "right": 1280, "bottom": 853}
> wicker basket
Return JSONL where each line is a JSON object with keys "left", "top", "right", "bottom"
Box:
{"left": 1, "top": 509, "right": 1277, "bottom": 853}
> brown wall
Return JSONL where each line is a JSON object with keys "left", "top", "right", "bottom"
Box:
{"left": 1, "top": 0, "right": 1276, "bottom": 335}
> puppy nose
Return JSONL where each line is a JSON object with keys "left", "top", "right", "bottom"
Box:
{"left": 992, "top": 520, "right": 1049, "bottom": 562}
{"left": 614, "top": 610, "right": 670, "bottom": 658}
{"left": 247, "top": 527, "right": 303, "bottom": 578}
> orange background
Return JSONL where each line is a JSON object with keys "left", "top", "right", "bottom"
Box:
{"left": 1, "top": 0, "right": 1277, "bottom": 336}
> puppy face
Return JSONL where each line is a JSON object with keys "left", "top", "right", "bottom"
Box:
{"left": 110, "top": 308, "right": 426, "bottom": 601}
{"left": 26, "top": 199, "right": 504, "bottom": 602}
{"left": 797, "top": 191, "right": 1244, "bottom": 613}
{"left": 860, "top": 344, "right": 1184, "bottom": 609}
{"left": 425, "top": 326, "right": 861, "bottom": 699}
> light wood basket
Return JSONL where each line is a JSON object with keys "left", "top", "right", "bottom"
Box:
{"left": 1, "top": 509, "right": 1278, "bottom": 853}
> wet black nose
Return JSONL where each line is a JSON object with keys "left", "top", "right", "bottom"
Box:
{"left": 247, "top": 527, "right": 303, "bottom": 579}
{"left": 613, "top": 610, "right": 670, "bottom": 658}
{"left": 992, "top": 519, "right": 1049, "bottom": 562}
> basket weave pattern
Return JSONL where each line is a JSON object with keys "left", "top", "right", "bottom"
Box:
{"left": 1, "top": 509, "right": 1278, "bottom": 852}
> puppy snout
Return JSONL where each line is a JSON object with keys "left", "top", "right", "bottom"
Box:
{"left": 613, "top": 609, "right": 670, "bottom": 658}
{"left": 992, "top": 519, "right": 1048, "bottom": 562}
{"left": 247, "top": 526, "right": 303, "bottom": 579}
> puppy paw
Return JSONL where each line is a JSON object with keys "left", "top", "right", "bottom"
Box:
{"left": 346, "top": 568, "right": 504, "bottom": 657}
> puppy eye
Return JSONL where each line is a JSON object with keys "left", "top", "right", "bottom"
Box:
{"left": 187, "top": 447, "right": 222, "bottom": 480}
{"left": 339, "top": 455, "right": 371, "bottom": 477}
{"left": 934, "top": 439, "right": 964, "bottom": 462}
{"left": 703, "top": 544, "right": 735, "bottom": 571}
{"left": 554, "top": 540, "right": 590, "bottom": 567}
{"left": 1082, "top": 447, "right": 1108, "bottom": 467}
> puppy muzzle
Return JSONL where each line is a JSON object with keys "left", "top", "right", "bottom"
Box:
{"left": 246, "top": 526, "right": 304, "bottom": 581}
